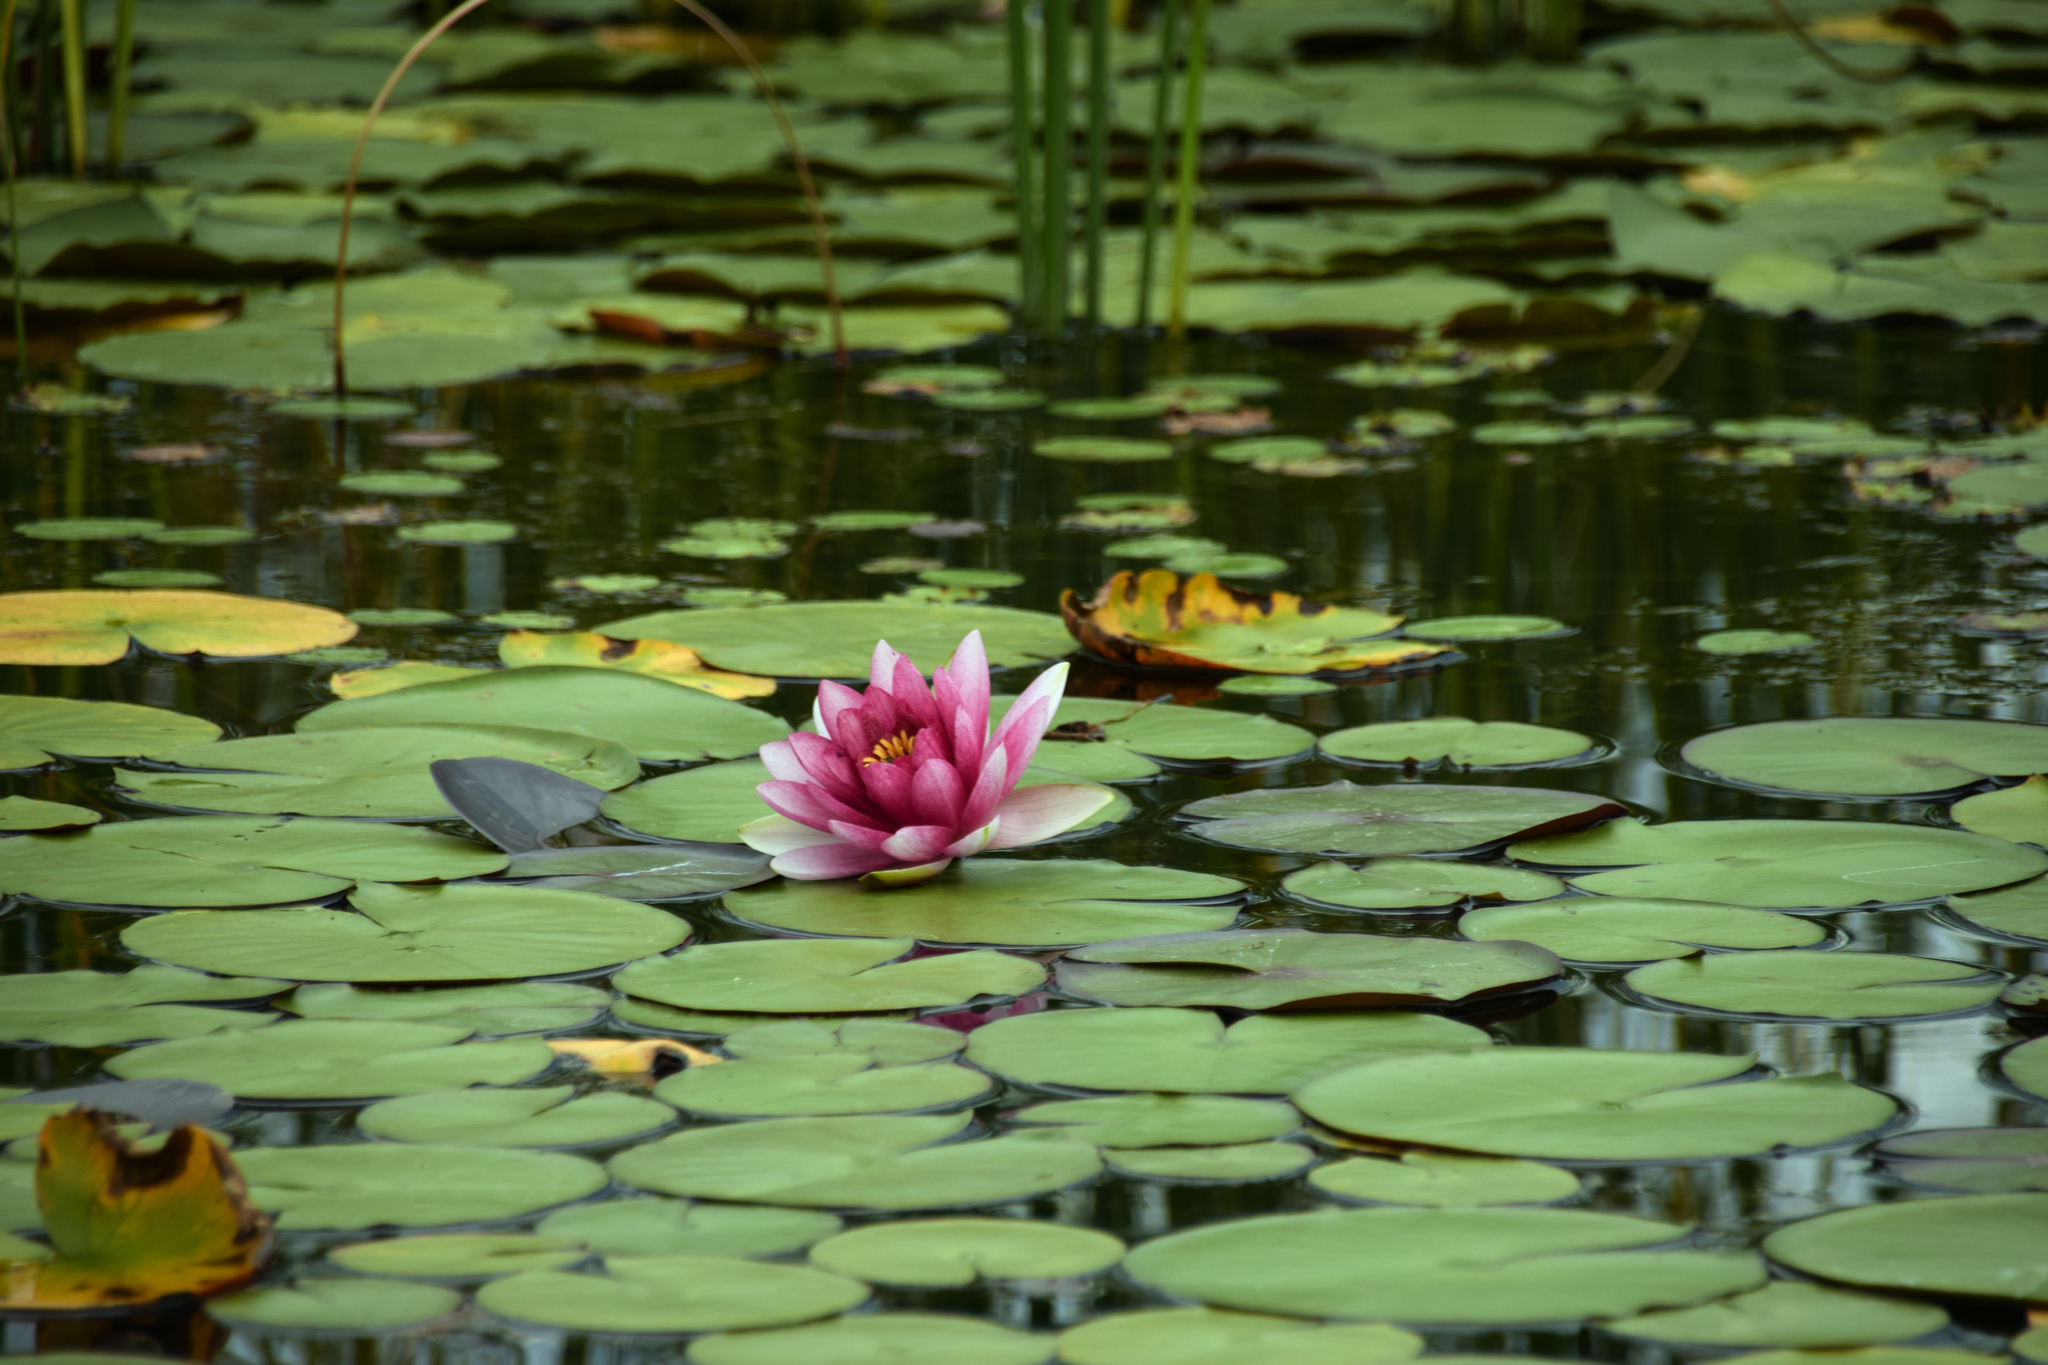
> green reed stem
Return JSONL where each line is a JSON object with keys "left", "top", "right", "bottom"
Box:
{"left": 1134, "top": 0, "right": 1179, "bottom": 331}
{"left": 1164, "top": 0, "right": 1206, "bottom": 339}
{"left": 30, "top": 0, "right": 51, "bottom": 174}
{"left": 104, "top": 0, "right": 134, "bottom": 173}
{"left": 3, "top": 0, "right": 24, "bottom": 374}
{"left": 1081, "top": 0, "right": 1108, "bottom": 329}
{"left": 1005, "top": 0, "right": 1039, "bottom": 328}
{"left": 56, "top": 0, "right": 79, "bottom": 177}
{"left": 1041, "top": 0, "right": 1071, "bottom": 330}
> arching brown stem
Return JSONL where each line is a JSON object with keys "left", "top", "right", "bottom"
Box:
{"left": 1763, "top": 0, "right": 1913, "bottom": 83}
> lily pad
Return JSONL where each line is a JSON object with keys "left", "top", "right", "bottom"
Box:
{"left": 207, "top": 1278, "right": 461, "bottom": 1332}
{"left": 1208, "top": 436, "right": 1328, "bottom": 466}
{"left": 1952, "top": 776, "right": 2048, "bottom": 845}
{"left": 656, "top": 1056, "right": 993, "bottom": 1118}
{"left": 359, "top": 1085, "right": 673, "bottom": 1148}
{"left": 0, "top": 814, "right": 506, "bottom": 909}
{"left": 1605, "top": 1281, "right": 1951, "bottom": 1347}
{"left": 1460, "top": 898, "right": 1827, "bottom": 964}
{"left": 115, "top": 725, "right": 639, "bottom": 820}
{"left": 395, "top": 520, "right": 518, "bottom": 545}
{"left": 503, "top": 844, "right": 774, "bottom": 900}
{"left": 725, "top": 1019, "right": 963, "bottom": 1066}
{"left": 1123, "top": 1206, "right": 1766, "bottom": 1324}
{"left": 1008, "top": 1094, "right": 1298, "bottom": 1148}
{"left": 0, "top": 589, "right": 357, "bottom": 664}
{"left": 349, "top": 609, "right": 458, "bottom": 627}
{"left": 1694, "top": 629, "right": 1819, "bottom": 655}
{"left": 1048, "top": 396, "right": 1173, "bottom": 420}
{"left": 1310, "top": 1153, "right": 1579, "bottom": 1208}
{"left": 806, "top": 1217, "right": 1124, "bottom": 1285}
{"left": 124, "top": 881, "right": 690, "bottom": 982}
{"left": 108, "top": 1019, "right": 553, "bottom": 1103}
{"left": 0, "top": 966, "right": 282, "bottom": 1047}
{"left": 691, "top": 1314, "right": 1053, "bottom": 1365}
{"left": 599, "top": 601, "right": 1073, "bottom": 678}
{"left": 1055, "top": 928, "right": 1562, "bottom": 1010}
{"left": 0, "top": 796, "right": 99, "bottom": 831}
{"left": 17, "top": 518, "right": 164, "bottom": 541}
{"left": 537, "top": 1198, "right": 840, "bottom": 1259}
{"left": 1282, "top": 859, "right": 1566, "bottom": 912}
{"left": 1054, "top": 1308, "right": 1420, "bottom": 1365}
{"left": 1104, "top": 1143, "right": 1316, "bottom": 1182}
{"left": 1763, "top": 1194, "right": 2048, "bottom": 1301}
{"left": 919, "top": 567, "right": 1025, "bottom": 589}
{"left": 1180, "top": 782, "right": 1626, "bottom": 857}
{"left": 1946, "top": 879, "right": 2048, "bottom": 944}
{"left": 1294, "top": 1048, "right": 1898, "bottom": 1160}
{"left": 1218, "top": 675, "right": 1336, "bottom": 696}
{"left": 811, "top": 510, "right": 939, "bottom": 531}
{"left": 422, "top": 452, "right": 502, "bottom": 472}
{"left": 612, "top": 1114, "right": 1101, "bottom": 1211}
{"left": 932, "top": 388, "right": 1045, "bottom": 411}
{"left": 339, "top": 471, "right": 464, "bottom": 496}
{"left": 296, "top": 666, "right": 788, "bottom": 763}
{"left": 1509, "top": 819, "right": 2048, "bottom": 908}
{"left": 613, "top": 937, "right": 1044, "bottom": 1015}
{"left": 1401, "top": 616, "right": 1572, "bottom": 642}
{"left": 1623, "top": 950, "right": 2004, "bottom": 1021}
{"left": 1681, "top": 718, "right": 2048, "bottom": 798}
{"left": 274, "top": 398, "right": 414, "bottom": 420}
{"left": 235, "top": 1143, "right": 603, "bottom": 1231}
{"left": 279, "top": 982, "right": 608, "bottom": 1036}
{"left": 724, "top": 858, "right": 1246, "bottom": 949}
{"left": 146, "top": 526, "right": 257, "bottom": 547}
{"left": 2002, "top": 1037, "right": 2048, "bottom": 1100}
{"left": 92, "top": 570, "right": 224, "bottom": 589}
{"left": 1318, "top": 718, "right": 1596, "bottom": 768}
{"left": 1876, "top": 1127, "right": 2048, "bottom": 1197}
{"left": 1022, "top": 696, "right": 1319, "bottom": 777}
{"left": 1165, "top": 552, "right": 1291, "bottom": 579}
{"left": 328, "top": 1234, "right": 589, "bottom": 1281}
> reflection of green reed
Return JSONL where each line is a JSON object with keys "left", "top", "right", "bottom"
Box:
{"left": 2, "top": 0, "right": 23, "bottom": 369}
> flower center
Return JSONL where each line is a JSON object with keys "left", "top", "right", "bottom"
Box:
{"left": 863, "top": 730, "right": 916, "bottom": 765}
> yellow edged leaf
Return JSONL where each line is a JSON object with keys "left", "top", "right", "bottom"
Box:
{"left": 498, "top": 631, "right": 776, "bottom": 699}
{"left": 328, "top": 661, "right": 491, "bottom": 699}
{"left": 545, "top": 1038, "right": 720, "bottom": 1075}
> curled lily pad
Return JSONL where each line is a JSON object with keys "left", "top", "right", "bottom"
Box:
{"left": 692, "top": 1314, "right": 1053, "bottom": 1365}
{"left": 1055, "top": 1309, "right": 1419, "bottom": 1365}
{"left": 0, "top": 796, "right": 98, "bottom": 831}
{"left": 1310, "top": 1153, "right": 1580, "bottom": 1208}
{"left": 1510, "top": 819, "right": 2048, "bottom": 908}
{"left": 281, "top": 982, "right": 609, "bottom": 1036}
{"left": 1181, "top": 782, "right": 1625, "bottom": 857}
{"left": 1946, "top": 879, "right": 2048, "bottom": 944}
{"left": 1318, "top": 718, "right": 1596, "bottom": 768}
{"left": 656, "top": 1056, "right": 993, "bottom": 1119}
{"left": 1123, "top": 1206, "right": 1765, "bottom": 1324}
{"left": 236, "top": 1143, "right": 607, "bottom": 1231}
{"left": 1283, "top": 859, "right": 1566, "bottom": 912}
{"left": 1400, "top": 616, "right": 1573, "bottom": 642}
{"left": 1104, "top": 1143, "right": 1316, "bottom": 1182}
{"left": 538, "top": 1199, "right": 840, "bottom": 1259}
{"left": 1460, "top": 898, "right": 1827, "bottom": 965}
{"left": 1693, "top": 629, "right": 1818, "bottom": 655}
{"left": 1605, "top": 1282, "right": 1950, "bottom": 1347}
{"left": 1951, "top": 776, "right": 2048, "bottom": 846}
{"left": 611, "top": 1114, "right": 1100, "bottom": 1211}
{"left": 328, "top": 1234, "right": 588, "bottom": 1281}
{"left": 358, "top": 1086, "right": 675, "bottom": 1147}
{"left": 599, "top": 601, "right": 1073, "bottom": 679}
{"left": 108, "top": 1019, "right": 552, "bottom": 1103}
{"left": 1294, "top": 1048, "right": 1898, "bottom": 1161}
{"left": 806, "top": 1218, "right": 1124, "bottom": 1286}
{"left": 1056, "top": 928, "right": 1562, "bottom": 1011}
{"left": 1763, "top": 1194, "right": 2048, "bottom": 1301}
{"left": 613, "top": 937, "right": 1044, "bottom": 1015}
{"left": 207, "top": 1278, "right": 461, "bottom": 1333}
{"left": 1681, "top": 718, "right": 2048, "bottom": 798}
{"left": 723, "top": 858, "right": 1246, "bottom": 950}
{"left": 394, "top": 520, "right": 517, "bottom": 545}
{"left": 1060, "top": 570, "right": 1447, "bottom": 675}
{"left": 0, "top": 694, "right": 219, "bottom": 769}
{"left": 1008, "top": 1094, "right": 1297, "bottom": 1148}
{"left": 0, "top": 590, "right": 357, "bottom": 664}
{"left": 1624, "top": 950, "right": 2004, "bottom": 1022}
{"left": 0, "top": 966, "right": 284, "bottom": 1047}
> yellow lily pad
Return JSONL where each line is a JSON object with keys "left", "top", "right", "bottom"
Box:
{"left": 498, "top": 631, "right": 775, "bottom": 700}
{"left": 0, "top": 591, "right": 357, "bottom": 665}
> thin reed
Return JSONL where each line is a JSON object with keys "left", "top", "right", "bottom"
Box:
{"left": 1165, "top": 0, "right": 1207, "bottom": 338}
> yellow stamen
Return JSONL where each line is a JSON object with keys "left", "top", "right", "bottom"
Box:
{"left": 863, "top": 730, "right": 916, "bottom": 765}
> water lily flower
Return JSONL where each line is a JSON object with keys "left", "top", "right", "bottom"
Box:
{"left": 740, "top": 631, "right": 1112, "bottom": 886}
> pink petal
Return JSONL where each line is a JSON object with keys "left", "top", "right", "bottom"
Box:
{"left": 862, "top": 858, "right": 951, "bottom": 888}
{"left": 869, "top": 639, "right": 906, "bottom": 692}
{"left": 986, "top": 783, "right": 1117, "bottom": 849}
{"left": 959, "top": 743, "right": 1011, "bottom": 831}
{"left": 759, "top": 778, "right": 881, "bottom": 835}
{"left": 882, "top": 825, "right": 955, "bottom": 863}
{"left": 739, "top": 814, "right": 844, "bottom": 855}
{"left": 758, "top": 740, "right": 812, "bottom": 785}
{"left": 773, "top": 841, "right": 900, "bottom": 880}
{"left": 828, "top": 819, "right": 893, "bottom": 851}
{"left": 785, "top": 732, "right": 869, "bottom": 810}
{"left": 988, "top": 662, "right": 1070, "bottom": 774}
{"left": 909, "top": 756, "right": 968, "bottom": 829}
{"left": 944, "top": 821, "right": 997, "bottom": 858}
{"left": 933, "top": 630, "right": 989, "bottom": 773}
{"left": 815, "top": 680, "right": 865, "bottom": 743}
{"left": 859, "top": 756, "right": 920, "bottom": 828}
{"left": 890, "top": 652, "right": 940, "bottom": 733}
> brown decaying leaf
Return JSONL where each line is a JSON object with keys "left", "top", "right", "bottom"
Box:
{"left": 546, "top": 1038, "right": 720, "bottom": 1076}
{"left": 315, "top": 503, "right": 402, "bottom": 527}
{"left": 1162, "top": 407, "right": 1272, "bottom": 436}
{"left": 385, "top": 430, "right": 474, "bottom": 449}
{"left": 122, "top": 444, "right": 221, "bottom": 464}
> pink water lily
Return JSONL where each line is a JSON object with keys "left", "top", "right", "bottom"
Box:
{"left": 739, "top": 631, "right": 1112, "bottom": 886}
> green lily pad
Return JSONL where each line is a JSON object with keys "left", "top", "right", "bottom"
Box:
{"left": 1510, "top": 819, "right": 2048, "bottom": 908}
{"left": 1283, "top": 859, "right": 1566, "bottom": 912}
{"left": 0, "top": 965, "right": 283, "bottom": 1047}
{"left": 537, "top": 1198, "right": 841, "bottom": 1259}
{"left": 1400, "top": 616, "right": 1573, "bottom": 641}
{"left": 1033, "top": 437, "right": 1176, "bottom": 463}
{"left": 1682, "top": 718, "right": 2048, "bottom": 798}
{"left": 207, "top": 1278, "right": 461, "bottom": 1332}
{"left": 1471, "top": 422, "right": 1583, "bottom": 445}
{"left": 1209, "top": 436, "right": 1328, "bottom": 466}
{"left": 0, "top": 694, "right": 219, "bottom": 769}
{"left": 656, "top": 1056, "right": 992, "bottom": 1119}
{"left": 1710, "top": 1351, "right": 2000, "bottom": 1365}
{"left": 1048, "top": 396, "right": 1173, "bottom": 420}
{"left": 1605, "top": 1281, "right": 1951, "bottom": 1347}
{"left": 502, "top": 843, "right": 774, "bottom": 900}
{"left": 565, "top": 575, "right": 662, "bottom": 594}
{"left": 1624, "top": 950, "right": 2003, "bottom": 1021}
{"left": 1105, "top": 535, "right": 1226, "bottom": 561}
{"left": 1104, "top": 1143, "right": 1316, "bottom": 1182}
{"left": 1123, "top": 1206, "right": 1766, "bottom": 1324}
{"left": 108, "top": 1019, "right": 553, "bottom": 1102}
{"left": 359, "top": 1085, "right": 675, "bottom": 1147}
{"left": 1877, "top": 1128, "right": 2048, "bottom": 1195}
{"left": 1218, "top": 674, "right": 1337, "bottom": 696}
{"left": 0, "top": 814, "right": 506, "bottom": 909}
{"left": 296, "top": 666, "right": 788, "bottom": 764}
{"left": 1310, "top": 1153, "right": 1579, "bottom": 1208}
{"left": 611, "top": 1113, "right": 1101, "bottom": 1211}
{"left": 1294, "top": 1048, "right": 1899, "bottom": 1160}
{"left": 146, "top": 526, "right": 258, "bottom": 547}
{"left": 339, "top": 471, "right": 465, "bottom": 496}
{"left": 1947, "top": 879, "right": 2048, "bottom": 944}
{"left": 806, "top": 1217, "right": 1124, "bottom": 1285}
{"left": 280, "top": 982, "right": 609, "bottom": 1035}
{"left": 1054, "top": 1308, "right": 1419, "bottom": 1365}
{"left": 1023, "top": 697, "right": 1318, "bottom": 779}
{"left": 1008, "top": 1094, "right": 1297, "bottom": 1148}
{"left": 723, "top": 858, "right": 1246, "bottom": 950}
{"left": 1950, "top": 464, "right": 2048, "bottom": 506}
{"left": 1763, "top": 1194, "right": 2048, "bottom": 1301}
{"left": 666, "top": 535, "right": 791, "bottom": 560}
{"left": 234, "top": 1143, "right": 600, "bottom": 1232}
{"left": 328, "top": 1234, "right": 589, "bottom": 1281}
{"left": 1164, "top": 551, "right": 1291, "bottom": 579}
{"left": 1179, "top": 782, "right": 1625, "bottom": 857}
{"left": 725, "top": 1018, "right": 963, "bottom": 1066}
{"left": 2002, "top": 1037, "right": 2048, "bottom": 1100}
{"left": 1952, "top": 776, "right": 2048, "bottom": 845}
{"left": 691, "top": 1314, "right": 1053, "bottom": 1365}
{"left": 395, "top": 520, "right": 519, "bottom": 545}
{"left": 348, "top": 608, "right": 459, "bottom": 627}
{"left": 274, "top": 398, "right": 415, "bottom": 420}
{"left": 115, "top": 724, "right": 639, "bottom": 819}
{"left": 0, "top": 796, "right": 98, "bottom": 831}
{"left": 288, "top": 647, "right": 388, "bottom": 665}
{"left": 919, "top": 567, "right": 1025, "bottom": 589}
{"left": 1460, "top": 898, "right": 1828, "bottom": 964}
{"left": 124, "top": 881, "right": 690, "bottom": 982}
{"left": 92, "top": 570, "right": 224, "bottom": 588}
{"left": 1318, "top": 718, "right": 1596, "bottom": 768}
{"left": 613, "top": 937, "right": 1043, "bottom": 1015}
{"left": 598, "top": 601, "right": 1072, "bottom": 679}
{"left": 966, "top": 1006, "right": 1488, "bottom": 1096}
{"left": 2019, "top": 1328, "right": 2048, "bottom": 1364}
{"left": 17, "top": 518, "right": 164, "bottom": 541}
{"left": 811, "top": 510, "right": 938, "bottom": 531}
{"left": 1056, "top": 928, "right": 1562, "bottom": 1010}
{"left": 421, "top": 452, "right": 502, "bottom": 472}
{"left": 1693, "top": 629, "right": 1819, "bottom": 655}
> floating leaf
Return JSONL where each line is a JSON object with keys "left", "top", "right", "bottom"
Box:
{"left": 657, "top": 1056, "right": 992, "bottom": 1119}
{"left": 811, "top": 510, "right": 939, "bottom": 531}
{"left": 1876, "top": 1127, "right": 2048, "bottom": 1194}
{"left": 358, "top": 1086, "right": 675, "bottom": 1148}
{"left": 1048, "top": 396, "right": 1172, "bottom": 419}
{"left": 1510, "top": 818, "right": 2048, "bottom": 908}
{"left": 967, "top": 1007, "right": 1487, "bottom": 1096}
{"left": 1460, "top": 898, "right": 1827, "bottom": 965}
{"left": 1208, "top": 436, "right": 1327, "bottom": 466}
{"left": 1033, "top": 437, "right": 1175, "bottom": 463}
{"left": 1060, "top": 570, "right": 1447, "bottom": 675}
{"left": 234, "top": 1143, "right": 608, "bottom": 1231}
{"left": 124, "top": 882, "right": 690, "bottom": 982}
{"left": 538, "top": 1198, "right": 841, "bottom": 1259}
{"left": 1181, "top": 781, "right": 1625, "bottom": 857}
{"left": 1605, "top": 1282, "right": 1950, "bottom": 1347}
{"left": 2002, "top": 1037, "right": 2048, "bottom": 1100}
{"left": 1218, "top": 674, "right": 1335, "bottom": 696}
{"left": 1294, "top": 1048, "right": 1898, "bottom": 1160}
{"left": 1104, "top": 1142, "right": 1316, "bottom": 1182}
{"left": 932, "top": 388, "right": 1045, "bottom": 411}
{"left": 340, "top": 471, "right": 464, "bottom": 496}
{"left": 498, "top": 631, "right": 777, "bottom": 699}
{"left": 692, "top": 1313, "right": 1051, "bottom": 1365}
{"left": 0, "top": 796, "right": 98, "bottom": 831}
{"left": 725, "top": 1019, "right": 964, "bottom": 1066}
{"left": 17, "top": 518, "right": 163, "bottom": 541}
{"left": 1763, "top": 1194, "right": 2048, "bottom": 1301}
{"left": 1400, "top": 616, "right": 1572, "bottom": 642}
{"left": 1693, "top": 629, "right": 1818, "bottom": 655}
{"left": 504, "top": 843, "right": 774, "bottom": 900}
{"left": 1055, "top": 1308, "right": 1419, "bottom": 1365}
{"left": 1310, "top": 1153, "right": 1579, "bottom": 1208}
{"left": 1624, "top": 950, "right": 2004, "bottom": 1021}
{"left": 6, "top": 1080, "right": 233, "bottom": 1135}
{"left": 1165, "top": 551, "right": 1291, "bottom": 579}
{"left": 611, "top": 1114, "right": 1101, "bottom": 1210}
{"left": 422, "top": 451, "right": 502, "bottom": 472}
{"left": 1025, "top": 696, "right": 1318, "bottom": 777}
{"left": 329, "top": 1233, "right": 587, "bottom": 1281}
{"left": 1947, "top": 879, "right": 2048, "bottom": 944}
{"left": 93, "top": 570, "right": 224, "bottom": 589}
{"left": 919, "top": 567, "right": 1024, "bottom": 589}
{"left": 281, "top": 982, "right": 608, "bottom": 1036}
{"left": 1008, "top": 1094, "right": 1297, "bottom": 1148}
{"left": 349, "top": 608, "right": 458, "bottom": 627}
{"left": 108, "top": 1019, "right": 553, "bottom": 1103}
{"left": 806, "top": 1218, "right": 1123, "bottom": 1286}
{"left": 146, "top": 526, "right": 257, "bottom": 547}
{"left": 1952, "top": 776, "right": 2048, "bottom": 845}
{"left": 0, "top": 590, "right": 357, "bottom": 664}
{"left": 601, "top": 600, "right": 1073, "bottom": 678}
{"left": 613, "top": 937, "right": 1043, "bottom": 1015}
{"left": 1283, "top": 859, "right": 1566, "bottom": 912}
{"left": 395, "top": 520, "right": 517, "bottom": 545}
{"left": 1319, "top": 718, "right": 1595, "bottom": 768}
{"left": 208, "top": 1278, "right": 461, "bottom": 1332}
{"left": 0, "top": 967, "right": 283, "bottom": 1047}
{"left": 1682, "top": 718, "right": 2048, "bottom": 798}
{"left": 1056, "top": 928, "right": 1562, "bottom": 1010}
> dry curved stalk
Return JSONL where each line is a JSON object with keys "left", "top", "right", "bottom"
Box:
{"left": 1763, "top": 0, "right": 1916, "bottom": 83}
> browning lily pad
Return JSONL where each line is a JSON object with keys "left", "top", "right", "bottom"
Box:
{"left": 1681, "top": 718, "right": 2048, "bottom": 798}
{"left": 1282, "top": 859, "right": 1566, "bottom": 912}
{"left": 1460, "top": 898, "right": 1828, "bottom": 964}
{"left": 1180, "top": 782, "right": 1625, "bottom": 857}
{"left": 0, "top": 590, "right": 357, "bottom": 664}
{"left": 599, "top": 601, "right": 1073, "bottom": 678}
{"left": 497, "top": 631, "right": 776, "bottom": 701}
{"left": 1318, "top": 717, "right": 1596, "bottom": 768}
{"left": 613, "top": 937, "right": 1044, "bottom": 1015}
{"left": 1623, "top": 950, "right": 2005, "bottom": 1021}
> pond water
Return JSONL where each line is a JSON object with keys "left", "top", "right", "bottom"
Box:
{"left": 1, "top": 306, "right": 2045, "bottom": 1362}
